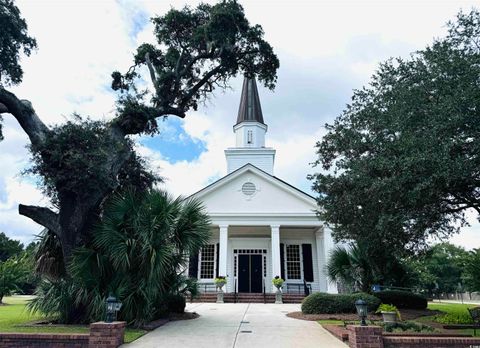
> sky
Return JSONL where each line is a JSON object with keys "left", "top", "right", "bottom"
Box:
{"left": 0, "top": 0, "right": 479, "bottom": 249}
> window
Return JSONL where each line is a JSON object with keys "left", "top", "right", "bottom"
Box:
{"left": 247, "top": 130, "right": 253, "bottom": 144}
{"left": 286, "top": 245, "right": 301, "bottom": 280}
{"left": 199, "top": 244, "right": 215, "bottom": 279}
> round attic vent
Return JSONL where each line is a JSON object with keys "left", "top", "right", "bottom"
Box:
{"left": 241, "top": 182, "right": 256, "bottom": 196}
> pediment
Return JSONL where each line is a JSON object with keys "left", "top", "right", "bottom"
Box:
{"left": 189, "top": 164, "right": 317, "bottom": 215}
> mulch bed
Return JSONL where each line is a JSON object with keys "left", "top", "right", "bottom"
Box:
{"left": 287, "top": 308, "right": 441, "bottom": 322}
{"left": 287, "top": 311, "right": 377, "bottom": 321}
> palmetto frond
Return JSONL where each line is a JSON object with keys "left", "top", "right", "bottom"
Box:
{"left": 34, "top": 229, "right": 65, "bottom": 280}
{"left": 31, "top": 189, "right": 210, "bottom": 326}
{"left": 327, "top": 246, "right": 355, "bottom": 287}
{"left": 326, "top": 242, "right": 377, "bottom": 292}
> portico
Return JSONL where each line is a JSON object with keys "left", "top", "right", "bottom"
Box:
{"left": 192, "top": 218, "right": 337, "bottom": 294}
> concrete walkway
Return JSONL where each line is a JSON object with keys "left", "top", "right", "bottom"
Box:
{"left": 123, "top": 303, "right": 347, "bottom": 348}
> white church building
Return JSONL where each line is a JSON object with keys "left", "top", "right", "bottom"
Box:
{"left": 187, "top": 77, "right": 338, "bottom": 296}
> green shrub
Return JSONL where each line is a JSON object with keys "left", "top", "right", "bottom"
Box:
{"left": 382, "top": 321, "right": 435, "bottom": 333}
{"left": 165, "top": 294, "right": 186, "bottom": 314}
{"left": 301, "top": 292, "right": 381, "bottom": 314}
{"left": 374, "top": 290, "right": 427, "bottom": 309}
{"left": 434, "top": 312, "right": 473, "bottom": 324}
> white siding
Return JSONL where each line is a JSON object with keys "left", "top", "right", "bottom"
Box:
{"left": 225, "top": 149, "right": 275, "bottom": 174}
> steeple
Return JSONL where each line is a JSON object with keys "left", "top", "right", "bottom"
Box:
{"left": 236, "top": 77, "right": 265, "bottom": 125}
{"left": 224, "top": 75, "right": 276, "bottom": 174}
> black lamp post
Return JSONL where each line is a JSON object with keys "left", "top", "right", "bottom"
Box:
{"left": 105, "top": 294, "right": 122, "bottom": 323}
{"left": 355, "top": 299, "right": 368, "bottom": 326}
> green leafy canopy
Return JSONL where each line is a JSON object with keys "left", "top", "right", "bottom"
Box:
{"left": 25, "top": 116, "right": 158, "bottom": 207}
{"left": 0, "top": 0, "right": 37, "bottom": 87}
{"left": 112, "top": 0, "right": 279, "bottom": 136}
{"left": 310, "top": 9, "right": 480, "bottom": 254}
{"left": 0, "top": 0, "right": 37, "bottom": 140}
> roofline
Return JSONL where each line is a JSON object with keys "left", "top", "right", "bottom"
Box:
{"left": 184, "top": 164, "right": 251, "bottom": 200}
{"left": 185, "top": 163, "right": 317, "bottom": 202}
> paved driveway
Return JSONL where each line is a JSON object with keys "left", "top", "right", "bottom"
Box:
{"left": 123, "top": 303, "right": 347, "bottom": 348}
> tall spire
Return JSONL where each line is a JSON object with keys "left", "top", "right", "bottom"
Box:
{"left": 225, "top": 75, "right": 275, "bottom": 174}
{"left": 236, "top": 76, "right": 265, "bottom": 125}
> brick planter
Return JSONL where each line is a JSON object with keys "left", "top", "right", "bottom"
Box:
{"left": 89, "top": 321, "right": 126, "bottom": 348}
{"left": 0, "top": 321, "right": 126, "bottom": 348}
{"left": 341, "top": 325, "right": 480, "bottom": 348}
{"left": 0, "top": 333, "right": 89, "bottom": 347}
{"left": 348, "top": 325, "right": 384, "bottom": 348}
{"left": 383, "top": 336, "right": 480, "bottom": 348}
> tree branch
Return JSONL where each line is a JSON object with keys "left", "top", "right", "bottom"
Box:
{"left": 18, "top": 204, "right": 60, "bottom": 237}
{"left": 180, "top": 65, "right": 222, "bottom": 107}
{"left": 0, "top": 102, "right": 8, "bottom": 114}
{"left": 145, "top": 52, "right": 157, "bottom": 91}
{"left": 178, "top": 51, "right": 213, "bottom": 77}
{"left": 0, "top": 88, "right": 50, "bottom": 146}
{"left": 109, "top": 105, "right": 186, "bottom": 137}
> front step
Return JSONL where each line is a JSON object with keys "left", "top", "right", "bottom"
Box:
{"left": 191, "top": 293, "right": 306, "bottom": 303}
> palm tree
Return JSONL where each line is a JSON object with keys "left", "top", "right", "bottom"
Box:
{"left": 29, "top": 189, "right": 211, "bottom": 326}
{"left": 326, "top": 243, "right": 375, "bottom": 293}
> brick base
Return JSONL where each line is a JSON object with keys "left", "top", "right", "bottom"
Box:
{"left": 0, "top": 333, "right": 89, "bottom": 347}
{"left": 383, "top": 336, "right": 480, "bottom": 348}
{"left": 0, "top": 321, "right": 126, "bottom": 348}
{"left": 348, "top": 325, "right": 384, "bottom": 348}
{"left": 89, "top": 322, "right": 126, "bottom": 348}
{"left": 342, "top": 325, "right": 480, "bottom": 348}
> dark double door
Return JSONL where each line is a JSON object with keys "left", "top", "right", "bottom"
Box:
{"left": 238, "top": 254, "right": 263, "bottom": 293}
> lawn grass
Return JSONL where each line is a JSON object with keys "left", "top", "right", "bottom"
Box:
{"left": 427, "top": 302, "right": 476, "bottom": 324}
{"left": 417, "top": 302, "right": 480, "bottom": 337}
{"left": 317, "top": 319, "right": 344, "bottom": 325}
{"left": 0, "top": 296, "right": 146, "bottom": 343}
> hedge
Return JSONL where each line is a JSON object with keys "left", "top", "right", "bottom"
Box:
{"left": 374, "top": 290, "right": 427, "bottom": 309}
{"left": 301, "top": 292, "right": 381, "bottom": 314}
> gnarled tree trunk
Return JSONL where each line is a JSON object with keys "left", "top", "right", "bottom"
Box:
{"left": 0, "top": 88, "right": 134, "bottom": 263}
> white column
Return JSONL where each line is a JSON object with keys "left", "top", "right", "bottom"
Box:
{"left": 323, "top": 226, "right": 338, "bottom": 293}
{"left": 218, "top": 225, "right": 229, "bottom": 279}
{"left": 271, "top": 225, "right": 281, "bottom": 293}
{"left": 315, "top": 228, "right": 327, "bottom": 292}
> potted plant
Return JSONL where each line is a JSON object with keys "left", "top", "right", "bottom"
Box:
{"left": 272, "top": 276, "right": 285, "bottom": 304}
{"left": 214, "top": 276, "right": 227, "bottom": 303}
{"left": 376, "top": 303, "right": 401, "bottom": 324}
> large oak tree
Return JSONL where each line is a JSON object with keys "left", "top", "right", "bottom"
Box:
{"left": 310, "top": 10, "right": 480, "bottom": 256}
{"left": 0, "top": 0, "right": 279, "bottom": 264}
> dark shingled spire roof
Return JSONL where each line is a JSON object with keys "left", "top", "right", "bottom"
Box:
{"left": 236, "top": 76, "right": 265, "bottom": 125}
